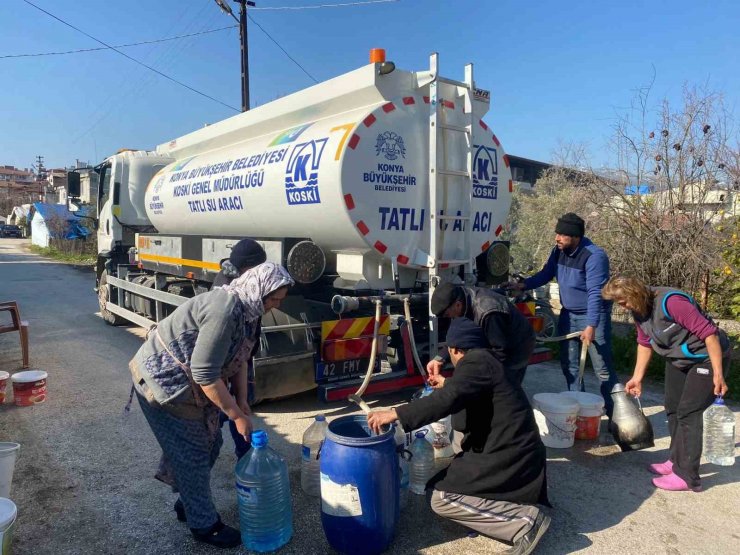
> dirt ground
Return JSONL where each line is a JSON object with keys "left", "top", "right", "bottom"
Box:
{"left": 1, "top": 238, "right": 739, "bottom": 554}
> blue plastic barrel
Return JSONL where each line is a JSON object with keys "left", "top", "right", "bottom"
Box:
{"left": 320, "top": 415, "right": 399, "bottom": 555}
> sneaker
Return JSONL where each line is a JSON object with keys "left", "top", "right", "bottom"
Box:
{"left": 191, "top": 519, "right": 241, "bottom": 549}
{"left": 652, "top": 472, "right": 702, "bottom": 493}
{"left": 648, "top": 460, "right": 673, "bottom": 475}
{"left": 505, "top": 512, "right": 551, "bottom": 555}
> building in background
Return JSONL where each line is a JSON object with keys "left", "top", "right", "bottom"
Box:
{"left": 508, "top": 155, "right": 551, "bottom": 191}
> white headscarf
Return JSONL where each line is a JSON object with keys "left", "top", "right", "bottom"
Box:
{"left": 220, "top": 261, "right": 294, "bottom": 322}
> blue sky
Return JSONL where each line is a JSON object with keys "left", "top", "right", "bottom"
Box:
{"left": 1, "top": 0, "right": 737, "bottom": 170}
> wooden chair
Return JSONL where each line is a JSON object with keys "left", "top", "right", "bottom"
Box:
{"left": 0, "top": 301, "right": 29, "bottom": 368}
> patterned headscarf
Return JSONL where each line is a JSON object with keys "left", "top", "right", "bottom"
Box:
{"left": 220, "top": 261, "right": 294, "bottom": 322}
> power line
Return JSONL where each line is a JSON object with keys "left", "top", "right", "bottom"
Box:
{"left": 248, "top": 14, "right": 318, "bottom": 83}
{"left": 21, "top": 0, "right": 240, "bottom": 112}
{"left": 0, "top": 25, "right": 237, "bottom": 59}
{"left": 253, "top": 0, "right": 399, "bottom": 10}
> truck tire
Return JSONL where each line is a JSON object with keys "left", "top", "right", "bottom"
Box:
{"left": 535, "top": 301, "right": 557, "bottom": 340}
{"left": 99, "top": 270, "right": 126, "bottom": 326}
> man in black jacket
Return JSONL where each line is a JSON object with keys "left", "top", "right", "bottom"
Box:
{"left": 368, "top": 318, "right": 550, "bottom": 555}
{"left": 427, "top": 283, "right": 536, "bottom": 386}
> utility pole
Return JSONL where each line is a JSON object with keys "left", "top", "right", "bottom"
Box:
{"left": 215, "top": 0, "right": 255, "bottom": 112}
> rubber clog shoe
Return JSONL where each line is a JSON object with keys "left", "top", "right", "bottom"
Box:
{"left": 652, "top": 472, "right": 702, "bottom": 492}
{"left": 648, "top": 460, "right": 673, "bottom": 475}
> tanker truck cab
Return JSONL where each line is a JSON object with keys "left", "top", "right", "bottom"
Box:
{"left": 94, "top": 150, "right": 173, "bottom": 322}
{"left": 93, "top": 51, "right": 523, "bottom": 403}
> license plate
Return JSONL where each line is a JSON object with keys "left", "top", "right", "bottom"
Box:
{"left": 315, "top": 358, "right": 381, "bottom": 383}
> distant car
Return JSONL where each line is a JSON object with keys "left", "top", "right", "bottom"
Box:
{"left": 0, "top": 225, "right": 22, "bottom": 238}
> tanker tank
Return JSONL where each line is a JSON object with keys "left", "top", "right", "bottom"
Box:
{"left": 144, "top": 58, "right": 512, "bottom": 288}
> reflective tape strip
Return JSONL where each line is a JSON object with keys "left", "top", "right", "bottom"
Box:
{"left": 322, "top": 315, "right": 390, "bottom": 341}
{"left": 363, "top": 114, "right": 377, "bottom": 128}
{"left": 139, "top": 253, "right": 220, "bottom": 271}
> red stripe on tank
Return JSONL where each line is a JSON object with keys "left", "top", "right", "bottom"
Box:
{"left": 397, "top": 254, "right": 409, "bottom": 265}
{"left": 402, "top": 97, "right": 415, "bottom": 105}
{"left": 344, "top": 194, "right": 355, "bottom": 210}
{"left": 382, "top": 102, "right": 396, "bottom": 113}
{"left": 363, "top": 114, "right": 377, "bottom": 128}
{"left": 374, "top": 241, "right": 388, "bottom": 254}
{"left": 356, "top": 221, "right": 369, "bottom": 235}
{"left": 492, "top": 134, "right": 501, "bottom": 147}
{"left": 495, "top": 225, "right": 503, "bottom": 236}
{"left": 481, "top": 241, "right": 491, "bottom": 252}
{"left": 509, "top": 179, "right": 513, "bottom": 192}
{"left": 479, "top": 120, "right": 488, "bottom": 130}
{"left": 442, "top": 99, "right": 455, "bottom": 110}
{"left": 503, "top": 154, "right": 510, "bottom": 168}
{"left": 348, "top": 134, "right": 361, "bottom": 150}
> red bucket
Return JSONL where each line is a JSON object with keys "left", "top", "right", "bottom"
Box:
{"left": 11, "top": 371, "right": 48, "bottom": 406}
{"left": 0, "top": 371, "right": 9, "bottom": 404}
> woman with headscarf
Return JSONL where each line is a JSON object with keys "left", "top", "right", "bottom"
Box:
{"left": 129, "top": 262, "right": 294, "bottom": 548}
{"left": 601, "top": 276, "right": 730, "bottom": 493}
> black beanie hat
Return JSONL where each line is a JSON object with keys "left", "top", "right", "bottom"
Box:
{"left": 431, "top": 283, "right": 463, "bottom": 316}
{"left": 229, "top": 238, "right": 267, "bottom": 270}
{"left": 446, "top": 317, "right": 488, "bottom": 350}
{"left": 555, "top": 213, "right": 585, "bottom": 237}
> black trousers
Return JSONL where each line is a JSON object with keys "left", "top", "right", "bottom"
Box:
{"left": 664, "top": 355, "right": 729, "bottom": 487}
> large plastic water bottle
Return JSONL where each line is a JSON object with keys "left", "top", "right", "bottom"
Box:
{"left": 394, "top": 424, "right": 410, "bottom": 509}
{"left": 703, "top": 397, "right": 736, "bottom": 466}
{"left": 412, "top": 386, "right": 454, "bottom": 459}
{"left": 236, "top": 430, "right": 293, "bottom": 552}
{"left": 301, "top": 414, "right": 329, "bottom": 496}
{"left": 408, "top": 431, "right": 434, "bottom": 495}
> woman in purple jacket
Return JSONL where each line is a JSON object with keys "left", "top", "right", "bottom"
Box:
{"left": 602, "top": 276, "right": 730, "bottom": 492}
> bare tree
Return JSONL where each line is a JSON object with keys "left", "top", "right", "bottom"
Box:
{"left": 510, "top": 82, "right": 739, "bottom": 308}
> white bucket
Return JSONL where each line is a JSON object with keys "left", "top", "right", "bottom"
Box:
{"left": 533, "top": 393, "right": 579, "bottom": 448}
{"left": 0, "top": 444, "right": 20, "bottom": 499}
{"left": 0, "top": 497, "right": 17, "bottom": 555}
{"left": 560, "top": 391, "right": 605, "bottom": 440}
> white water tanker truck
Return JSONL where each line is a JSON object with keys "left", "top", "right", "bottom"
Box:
{"left": 93, "top": 51, "right": 524, "bottom": 402}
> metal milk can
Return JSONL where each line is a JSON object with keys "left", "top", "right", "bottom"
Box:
{"left": 609, "top": 384, "right": 655, "bottom": 451}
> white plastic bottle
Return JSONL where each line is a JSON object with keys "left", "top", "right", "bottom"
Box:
{"left": 394, "top": 424, "right": 410, "bottom": 509}
{"left": 301, "top": 414, "right": 329, "bottom": 495}
{"left": 703, "top": 397, "right": 736, "bottom": 466}
{"left": 412, "top": 386, "right": 454, "bottom": 459}
{"left": 408, "top": 431, "right": 435, "bottom": 495}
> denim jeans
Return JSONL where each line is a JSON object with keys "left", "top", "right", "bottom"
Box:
{"left": 557, "top": 308, "right": 618, "bottom": 418}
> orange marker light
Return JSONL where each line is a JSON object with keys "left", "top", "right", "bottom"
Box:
{"left": 369, "top": 48, "right": 386, "bottom": 63}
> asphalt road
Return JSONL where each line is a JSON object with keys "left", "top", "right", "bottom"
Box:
{"left": 0, "top": 237, "right": 738, "bottom": 555}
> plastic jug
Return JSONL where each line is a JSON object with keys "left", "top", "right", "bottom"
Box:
{"left": 408, "top": 431, "right": 434, "bottom": 495}
{"left": 703, "top": 396, "right": 736, "bottom": 466}
{"left": 411, "top": 386, "right": 454, "bottom": 458}
{"left": 236, "top": 430, "right": 293, "bottom": 552}
{"left": 394, "top": 424, "right": 410, "bottom": 509}
{"left": 301, "top": 414, "right": 329, "bottom": 496}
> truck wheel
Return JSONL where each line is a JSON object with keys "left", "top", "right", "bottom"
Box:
{"left": 99, "top": 270, "right": 126, "bottom": 326}
{"left": 535, "top": 301, "right": 557, "bottom": 340}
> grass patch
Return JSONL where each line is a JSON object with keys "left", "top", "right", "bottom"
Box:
{"left": 29, "top": 244, "right": 96, "bottom": 266}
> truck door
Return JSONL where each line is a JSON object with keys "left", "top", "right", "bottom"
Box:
{"left": 96, "top": 159, "right": 121, "bottom": 252}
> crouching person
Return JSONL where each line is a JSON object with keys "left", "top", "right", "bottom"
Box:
{"left": 368, "top": 317, "right": 551, "bottom": 555}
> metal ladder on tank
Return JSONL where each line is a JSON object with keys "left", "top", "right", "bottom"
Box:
{"left": 426, "top": 53, "right": 475, "bottom": 353}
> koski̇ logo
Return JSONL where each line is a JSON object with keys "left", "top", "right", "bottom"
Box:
{"left": 375, "top": 131, "right": 406, "bottom": 161}
{"left": 472, "top": 145, "right": 498, "bottom": 200}
{"left": 285, "top": 138, "right": 328, "bottom": 205}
